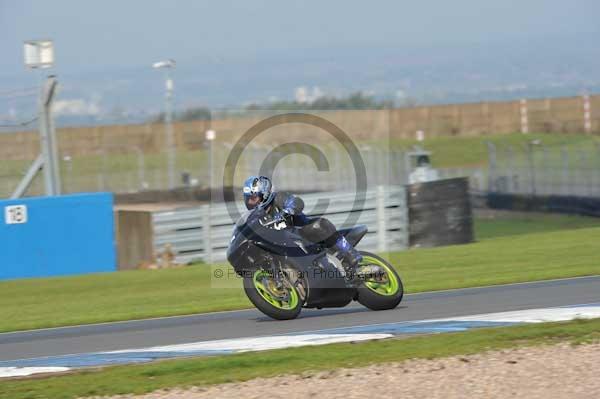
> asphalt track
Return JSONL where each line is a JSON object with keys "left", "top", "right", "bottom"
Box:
{"left": 1, "top": 276, "right": 599, "bottom": 362}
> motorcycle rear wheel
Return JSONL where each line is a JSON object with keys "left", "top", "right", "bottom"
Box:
{"left": 356, "top": 251, "right": 404, "bottom": 311}
{"left": 243, "top": 269, "right": 303, "bottom": 320}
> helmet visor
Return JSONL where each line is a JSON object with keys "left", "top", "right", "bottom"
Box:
{"left": 244, "top": 193, "right": 262, "bottom": 210}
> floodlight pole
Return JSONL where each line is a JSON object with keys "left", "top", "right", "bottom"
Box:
{"left": 11, "top": 39, "right": 61, "bottom": 198}
{"left": 40, "top": 76, "right": 61, "bottom": 195}
{"left": 11, "top": 75, "right": 61, "bottom": 198}
{"left": 153, "top": 59, "right": 176, "bottom": 189}
{"left": 164, "top": 69, "right": 175, "bottom": 189}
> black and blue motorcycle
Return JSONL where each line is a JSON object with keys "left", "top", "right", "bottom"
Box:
{"left": 227, "top": 208, "right": 404, "bottom": 320}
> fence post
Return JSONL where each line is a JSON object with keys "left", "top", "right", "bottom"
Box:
{"left": 583, "top": 94, "right": 592, "bottom": 134}
{"left": 520, "top": 99, "right": 529, "bottom": 134}
{"left": 561, "top": 146, "right": 570, "bottom": 196}
{"left": 376, "top": 185, "right": 387, "bottom": 253}
{"left": 526, "top": 142, "right": 536, "bottom": 196}
{"left": 596, "top": 144, "right": 600, "bottom": 197}
{"left": 578, "top": 149, "right": 589, "bottom": 197}
{"left": 203, "top": 204, "right": 213, "bottom": 264}
{"left": 541, "top": 144, "right": 550, "bottom": 195}
{"left": 486, "top": 142, "right": 497, "bottom": 192}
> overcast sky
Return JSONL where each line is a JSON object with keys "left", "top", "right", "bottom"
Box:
{"left": 1, "top": 0, "right": 599, "bottom": 78}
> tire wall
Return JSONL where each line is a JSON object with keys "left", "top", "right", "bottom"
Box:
{"left": 407, "top": 177, "right": 474, "bottom": 248}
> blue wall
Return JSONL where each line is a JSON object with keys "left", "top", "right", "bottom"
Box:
{"left": 0, "top": 193, "right": 116, "bottom": 280}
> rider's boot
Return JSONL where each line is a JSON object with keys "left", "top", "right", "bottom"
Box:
{"left": 333, "top": 235, "right": 363, "bottom": 279}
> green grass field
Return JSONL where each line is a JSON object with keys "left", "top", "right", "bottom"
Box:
{"left": 0, "top": 214, "right": 598, "bottom": 333}
{"left": 382, "top": 132, "right": 598, "bottom": 167}
{"left": 2, "top": 317, "right": 599, "bottom": 399}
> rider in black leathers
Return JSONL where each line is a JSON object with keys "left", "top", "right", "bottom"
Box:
{"left": 242, "top": 175, "right": 362, "bottom": 269}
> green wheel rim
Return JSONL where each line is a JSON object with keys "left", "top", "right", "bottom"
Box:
{"left": 359, "top": 255, "right": 400, "bottom": 296}
{"left": 253, "top": 270, "right": 299, "bottom": 310}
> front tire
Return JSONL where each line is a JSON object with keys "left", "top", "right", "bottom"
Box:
{"left": 243, "top": 269, "right": 303, "bottom": 320}
{"left": 356, "top": 251, "right": 403, "bottom": 311}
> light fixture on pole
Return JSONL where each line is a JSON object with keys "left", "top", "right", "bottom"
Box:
{"left": 24, "top": 40, "right": 54, "bottom": 69}
{"left": 152, "top": 59, "right": 176, "bottom": 189}
{"left": 12, "top": 40, "right": 61, "bottom": 198}
{"left": 205, "top": 129, "right": 216, "bottom": 190}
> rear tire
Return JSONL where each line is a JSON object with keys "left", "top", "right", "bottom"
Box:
{"left": 243, "top": 269, "right": 303, "bottom": 320}
{"left": 356, "top": 251, "right": 403, "bottom": 311}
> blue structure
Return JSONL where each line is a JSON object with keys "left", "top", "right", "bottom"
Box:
{"left": 0, "top": 193, "right": 116, "bottom": 280}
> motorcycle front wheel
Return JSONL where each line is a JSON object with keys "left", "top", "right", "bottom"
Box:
{"left": 355, "top": 251, "right": 404, "bottom": 311}
{"left": 243, "top": 269, "right": 304, "bottom": 320}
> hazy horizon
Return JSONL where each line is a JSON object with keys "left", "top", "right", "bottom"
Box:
{"left": 1, "top": 1, "right": 599, "bottom": 125}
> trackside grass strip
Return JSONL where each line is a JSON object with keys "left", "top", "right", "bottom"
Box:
{"left": 473, "top": 212, "right": 600, "bottom": 240}
{"left": 0, "top": 224, "right": 599, "bottom": 333}
{"left": 2, "top": 317, "right": 600, "bottom": 399}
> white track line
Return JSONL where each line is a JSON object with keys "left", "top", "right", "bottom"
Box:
{"left": 3, "top": 302, "right": 600, "bottom": 379}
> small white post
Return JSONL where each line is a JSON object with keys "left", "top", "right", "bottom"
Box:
{"left": 416, "top": 130, "right": 425, "bottom": 142}
{"left": 520, "top": 99, "right": 529, "bottom": 134}
{"left": 206, "top": 129, "right": 216, "bottom": 189}
{"left": 376, "top": 185, "right": 387, "bottom": 253}
{"left": 583, "top": 94, "right": 592, "bottom": 133}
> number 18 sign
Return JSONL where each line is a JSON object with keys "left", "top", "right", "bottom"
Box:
{"left": 5, "top": 205, "right": 28, "bottom": 224}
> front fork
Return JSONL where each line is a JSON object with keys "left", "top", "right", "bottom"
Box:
{"left": 263, "top": 257, "right": 307, "bottom": 302}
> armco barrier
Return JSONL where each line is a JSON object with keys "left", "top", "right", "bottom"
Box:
{"left": 116, "top": 186, "right": 408, "bottom": 269}
{"left": 0, "top": 193, "right": 116, "bottom": 280}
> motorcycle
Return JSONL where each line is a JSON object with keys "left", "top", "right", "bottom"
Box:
{"left": 226, "top": 207, "right": 404, "bottom": 320}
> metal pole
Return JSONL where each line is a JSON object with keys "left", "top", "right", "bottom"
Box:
{"left": 527, "top": 142, "right": 536, "bottom": 196}
{"left": 507, "top": 146, "right": 518, "bottom": 193}
{"left": 486, "top": 142, "right": 497, "bottom": 193}
{"left": 376, "top": 185, "right": 387, "bottom": 253}
{"left": 11, "top": 155, "right": 44, "bottom": 199}
{"left": 561, "top": 146, "right": 570, "bottom": 196}
{"left": 205, "top": 129, "right": 215, "bottom": 264}
{"left": 541, "top": 144, "right": 550, "bottom": 195}
{"left": 39, "top": 76, "right": 61, "bottom": 196}
{"left": 209, "top": 140, "right": 214, "bottom": 191}
{"left": 164, "top": 69, "right": 176, "bottom": 189}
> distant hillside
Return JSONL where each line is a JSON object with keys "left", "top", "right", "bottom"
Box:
{"left": 1, "top": 35, "right": 599, "bottom": 128}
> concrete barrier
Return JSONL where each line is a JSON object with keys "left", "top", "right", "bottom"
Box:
{"left": 0, "top": 193, "right": 116, "bottom": 280}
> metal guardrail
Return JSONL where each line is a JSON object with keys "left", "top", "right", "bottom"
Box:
{"left": 152, "top": 186, "right": 408, "bottom": 264}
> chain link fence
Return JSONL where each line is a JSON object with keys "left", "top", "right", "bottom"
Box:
{"left": 0, "top": 87, "right": 44, "bottom": 198}
{"left": 0, "top": 130, "right": 486, "bottom": 199}
{"left": 1, "top": 92, "right": 597, "bottom": 199}
{"left": 487, "top": 141, "right": 600, "bottom": 197}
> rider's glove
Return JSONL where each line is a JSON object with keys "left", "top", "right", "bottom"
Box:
{"left": 282, "top": 197, "right": 297, "bottom": 215}
{"left": 273, "top": 211, "right": 287, "bottom": 223}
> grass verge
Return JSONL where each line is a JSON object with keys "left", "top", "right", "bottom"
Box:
{"left": 2, "top": 317, "right": 600, "bottom": 399}
{"left": 474, "top": 211, "right": 600, "bottom": 240}
{"left": 1, "top": 225, "right": 599, "bottom": 333}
